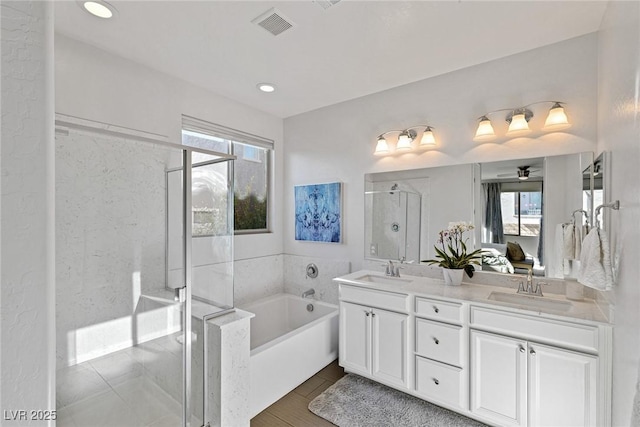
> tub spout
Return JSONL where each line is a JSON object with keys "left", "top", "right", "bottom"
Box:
{"left": 302, "top": 289, "right": 315, "bottom": 299}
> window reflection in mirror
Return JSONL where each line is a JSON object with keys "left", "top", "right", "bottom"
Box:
{"left": 480, "top": 158, "right": 545, "bottom": 276}
{"left": 479, "top": 152, "right": 594, "bottom": 279}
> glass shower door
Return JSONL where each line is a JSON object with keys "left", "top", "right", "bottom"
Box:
{"left": 55, "top": 122, "right": 234, "bottom": 427}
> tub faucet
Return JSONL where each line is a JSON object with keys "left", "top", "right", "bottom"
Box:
{"left": 302, "top": 288, "right": 315, "bottom": 299}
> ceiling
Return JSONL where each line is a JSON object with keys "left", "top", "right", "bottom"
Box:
{"left": 54, "top": 1, "right": 607, "bottom": 118}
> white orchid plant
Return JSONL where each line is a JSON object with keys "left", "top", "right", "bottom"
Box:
{"left": 425, "top": 221, "right": 483, "bottom": 271}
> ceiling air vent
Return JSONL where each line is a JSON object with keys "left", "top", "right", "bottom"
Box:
{"left": 252, "top": 8, "right": 295, "bottom": 36}
{"left": 313, "top": 0, "right": 341, "bottom": 10}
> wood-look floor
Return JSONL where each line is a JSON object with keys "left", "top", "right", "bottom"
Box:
{"left": 250, "top": 360, "right": 345, "bottom": 427}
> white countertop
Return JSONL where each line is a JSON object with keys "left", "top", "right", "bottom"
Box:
{"left": 334, "top": 270, "right": 610, "bottom": 325}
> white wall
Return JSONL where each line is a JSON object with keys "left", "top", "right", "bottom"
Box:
{"left": 1, "top": 1, "right": 55, "bottom": 424}
{"left": 284, "top": 34, "right": 598, "bottom": 271}
{"left": 596, "top": 2, "right": 640, "bottom": 425}
{"left": 54, "top": 34, "right": 284, "bottom": 262}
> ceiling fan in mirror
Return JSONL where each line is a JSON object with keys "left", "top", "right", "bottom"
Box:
{"left": 497, "top": 165, "right": 541, "bottom": 180}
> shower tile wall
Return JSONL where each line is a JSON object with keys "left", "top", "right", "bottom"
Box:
{"left": 56, "top": 129, "right": 179, "bottom": 368}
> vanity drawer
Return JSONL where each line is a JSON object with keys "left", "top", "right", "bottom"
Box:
{"left": 415, "top": 356, "right": 466, "bottom": 409}
{"left": 470, "top": 306, "right": 600, "bottom": 353}
{"left": 415, "top": 297, "right": 463, "bottom": 324}
{"left": 339, "top": 284, "right": 409, "bottom": 313}
{"left": 415, "top": 318, "right": 464, "bottom": 367}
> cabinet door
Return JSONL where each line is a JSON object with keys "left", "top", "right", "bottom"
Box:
{"left": 528, "top": 343, "right": 598, "bottom": 427}
{"left": 372, "top": 308, "right": 407, "bottom": 387}
{"left": 470, "top": 330, "right": 527, "bottom": 427}
{"left": 339, "top": 302, "right": 371, "bottom": 375}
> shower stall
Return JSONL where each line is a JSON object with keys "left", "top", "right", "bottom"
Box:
{"left": 55, "top": 117, "right": 234, "bottom": 427}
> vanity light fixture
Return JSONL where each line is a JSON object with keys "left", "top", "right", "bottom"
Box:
{"left": 79, "top": 0, "right": 117, "bottom": 18}
{"left": 474, "top": 101, "right": 571, "bottom": 142}
{"left": 374, "top": 124, "right": 436, "bottom": 155}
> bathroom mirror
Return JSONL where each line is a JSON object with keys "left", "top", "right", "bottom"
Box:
{"left": 364, "top": 164, "right": 476, "bottom": 264}
{"left": 364, "top": 152, "right": 594, "bottom": 278}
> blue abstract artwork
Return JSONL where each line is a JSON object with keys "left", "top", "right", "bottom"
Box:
{"left": 294, "top": 182, "right": 342, "bottom": 243}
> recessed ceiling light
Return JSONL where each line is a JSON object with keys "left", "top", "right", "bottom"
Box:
{"left": 257, "top": 83, "right": 276, "bottom": 93}
{"left": 79, "top": 1, "right": 117, "bottom": 19}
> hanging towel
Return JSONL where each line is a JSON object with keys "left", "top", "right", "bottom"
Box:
{"left": 577, "top": 228, "right": 614, "bottom": 290}
{"left": 574, "top": 223, "right": 584, "bottom": 260}
{"left": 563, "top": 224, "right": 577, "bottom": 260}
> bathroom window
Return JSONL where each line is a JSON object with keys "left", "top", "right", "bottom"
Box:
{"left": 181, "top": 116, "right": 273, "bottom": 234}
{"left": 500, "top": 186, "right": 542, "bottom": 237}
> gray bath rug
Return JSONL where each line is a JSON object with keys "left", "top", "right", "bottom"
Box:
{"left": 309, "top": 374, "right": 488, "bottom": 427}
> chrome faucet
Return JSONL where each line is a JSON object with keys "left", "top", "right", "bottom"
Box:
{"left": 515, "top": 270, "right": 548, "bottom": 296}
{"left": 385, "top": 260, "right": 402, "bottom": 277}
{"left": 302, "top": 288, "right": 315, "bottom": 299}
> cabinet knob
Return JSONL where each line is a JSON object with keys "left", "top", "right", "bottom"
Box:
{"left": 530, "top": 348, "right": 536, "bottom": 355}
{"left": 433, "top": 378, "right": 439, "bottom": 385}
{"left": 433, "top": 337, "right": 440, "bottom": 345}
{"left": 433, "top": 306, "right": 439, "bottom": 314}
{"left": 519, "top": 345, "right": 526, "bottom": 353}
{"left": 365, "top": 311, "right": 370, "bottom": 317}
{"left": 372, "top": 312, "right": 376, "bottom": 317}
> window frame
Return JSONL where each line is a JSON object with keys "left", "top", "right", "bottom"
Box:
{"left": 181, "top": 115, "right": 273, "bottom": 235}
{"left": 500, "top": 181, "right": 543, "bottom": 238}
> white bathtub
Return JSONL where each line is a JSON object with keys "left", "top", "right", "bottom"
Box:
{"left": 241, "top": 293, "right": 339, "bottom": 418}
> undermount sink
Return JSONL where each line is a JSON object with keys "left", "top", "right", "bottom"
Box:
{"left": 352, "top": 274, "right": 413, "bottom": 285}
{"left": 488, "top": 291, "right": 573, "bottom": 312}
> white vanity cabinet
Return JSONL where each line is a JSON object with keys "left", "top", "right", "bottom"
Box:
{"left": 470, "top": 307, "right": 603, "bottom": 427}
{"left": 335, "top": 273, "right": 611, "bottom": 427}
{"left": 339, "top": 285, "right": 409, "bottom": 388}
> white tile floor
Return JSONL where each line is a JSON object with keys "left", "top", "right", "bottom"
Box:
{"left": 57, "top": 335, "right": 185, "bottom": 427}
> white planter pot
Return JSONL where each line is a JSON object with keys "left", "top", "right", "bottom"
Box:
{"left": 442, "top": 268, "right": 464, "bottom": 286}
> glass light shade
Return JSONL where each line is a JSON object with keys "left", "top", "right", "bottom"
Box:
{"left": 473, "top": 117, "right": 496, "bottom": 141}
{"left": 543, "top": 104, "right": 571, "bottom": 131}
{"left": 506, "top": 113, "right": 531, "bottom": 136}
{"left": 374, "top": 137, "right": 389, "bottom": 155}
{"left": 396, "top": 132, "right": 413, "bottom": 150}
{"left": 420, "top": 128, "right": 436, "bottom": 145}
{"left": 83, "top": 1, "right": 114, "bottom": 18}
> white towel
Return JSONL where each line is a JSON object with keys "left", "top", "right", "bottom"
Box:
{"left": 574, "top": 223, "right": 583, "bottom": 259}
{"left": 577, "top": 228, "right": 614, "bottom": 290}
{"left": 563, "top": 224, "right": 577, "bottom": 260}
{"left": 562, "top": 223, "right": 585, "bottom": 260}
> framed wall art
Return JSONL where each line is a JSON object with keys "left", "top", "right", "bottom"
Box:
{"left": 294, "top": 182, "right": 342, "bottom": 243}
